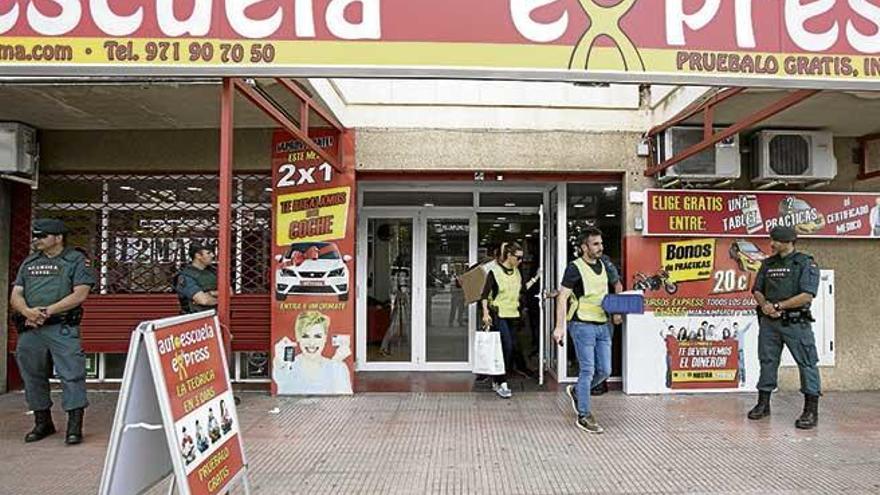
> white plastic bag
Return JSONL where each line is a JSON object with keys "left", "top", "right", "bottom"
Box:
{"left": 472, "top": 331, "right": 505, "bottom": 376}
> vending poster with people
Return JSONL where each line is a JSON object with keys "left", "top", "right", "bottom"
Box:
{"left": 270, "top": 129, "right": 356, "bottom": 395}
{"left": 623, "top": 235, "right": 767, "bottom": 394}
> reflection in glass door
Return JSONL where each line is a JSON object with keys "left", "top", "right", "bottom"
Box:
{"left": 425, "top": 218, "right": 471, "bottom": 363}
{"left": 365, "top": 218, "right": 413, "bottom": 364}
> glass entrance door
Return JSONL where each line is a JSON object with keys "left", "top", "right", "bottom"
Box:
{"left": 361, "top": 216, "right": 414, "bottom": 366}
{"left": 357, "top": 210, "right": 473, "bottom": 370}
{"left": 424, "top": 217, "right": 473, "bottom": 365}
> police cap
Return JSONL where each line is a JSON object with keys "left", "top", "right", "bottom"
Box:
{"left": 770, "top": 226, "right": 797, "bottom": 242}
{"left": 32, "top": 218, "right": 67, "bottom": 236}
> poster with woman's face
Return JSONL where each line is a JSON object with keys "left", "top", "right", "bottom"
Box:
{"left": 270, "top": 129, "right": 356, "bottom": 395}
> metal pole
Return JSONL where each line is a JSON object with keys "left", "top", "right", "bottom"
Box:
{"left": 645, "top": 89, "right": 819, "bottom": 177}
{"left": 218, "top": 78, "right": 234, "bottom": 332}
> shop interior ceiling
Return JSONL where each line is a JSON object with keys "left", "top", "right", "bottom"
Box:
{"left": 0, "top": 78, "right": 879, "bottom": 138}
{"left": 0, "top": 78, "right": 334, "bottom": 130}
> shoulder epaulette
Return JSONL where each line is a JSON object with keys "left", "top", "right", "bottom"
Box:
{"left": 22, "top": 251, "right": 42, "bottom": 264}
{"left": 60, "top": 248, "right": 86, "bottom": 263}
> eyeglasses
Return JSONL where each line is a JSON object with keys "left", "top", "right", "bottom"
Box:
{"left": 513, "top": 255, "right": 523, "bottom": 261}
{"left": 32, "top": 232, "right": 50, "bottom": 239}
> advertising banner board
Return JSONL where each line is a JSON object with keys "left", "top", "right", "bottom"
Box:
{"left": 623, "top": 236, "right": 766, "bottom": 394}
{"left": 99, "top": 312, "right": 250, "bottom": 495}
{"left": 623, "top": 233, "right": 835, "bottom": 394}
{"left": 644, "top": 189, "right": 880, "bottom": 239}
{"left": 3, "top": 1, "right": 880, "bottom": 89}
{"left": 270, "top": 129, "right": 356, "bottom": 395}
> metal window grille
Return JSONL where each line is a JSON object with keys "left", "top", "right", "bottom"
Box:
{"left": 33, "top": 173, "right": 271, "bottom": 295}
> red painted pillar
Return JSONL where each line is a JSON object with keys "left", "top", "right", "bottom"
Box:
{"left": 218, "top": 79, "right": 234, "bottom": 331}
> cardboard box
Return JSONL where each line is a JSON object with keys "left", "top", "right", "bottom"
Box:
{"left": 460, "top": 260, "right": 494, "bottom": 305}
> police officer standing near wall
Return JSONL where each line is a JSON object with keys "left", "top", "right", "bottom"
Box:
{"left": 9, "top": 219, "right": 94, "bottom": 444}
{"left": 175, "top": 243, "right": 240, "bottom": 405}
{"left": 175, "top": 243, "right": 218, "bottom": 314}
{"left": 749, "top": 226, "right": 822, "bottom": 429}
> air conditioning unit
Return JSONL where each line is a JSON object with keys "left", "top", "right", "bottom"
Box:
{"left": 749, "top": 130, "right": 836, "bottom": 183}
{"left": 655, "top": 126, "right": 740, "bottom": 182}
{"left": 0, "top": 123, "right": 38, "bottom": 176}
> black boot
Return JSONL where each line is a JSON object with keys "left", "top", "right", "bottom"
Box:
{"left": 65, "top": 408, "right": 84, "bottom": 445}
{"left": 25, "top": 409, "right": 56, "bottom": 443}
{"left": 795, "top": 394, "right": 819, "bottom": 430}
{"left": 747, "top": 391, "right": 772, "bottom": 420}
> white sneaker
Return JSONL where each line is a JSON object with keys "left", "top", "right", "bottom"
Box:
{"left": 494, "top": 382, "right": 512, "bottom": 399}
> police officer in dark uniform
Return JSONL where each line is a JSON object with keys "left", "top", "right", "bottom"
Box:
{"left": 748, "top": 226, "right": 822, "bottom": 429}
{"left": 175, "top": 243, "right": 240, "bottom": 405}
{"left": 9, "top": 219, "right": 94, "bottom": 444}
{"left": 175, "top": 243, "right": 218, "bottom": 314}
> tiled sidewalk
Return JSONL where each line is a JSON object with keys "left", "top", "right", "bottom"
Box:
{"left": 0, "top": 389, "right": 878, "bottom": 494}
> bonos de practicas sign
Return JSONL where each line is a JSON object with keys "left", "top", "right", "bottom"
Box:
{"left": 2, "top": 1, "right": 880, "bottom": 88}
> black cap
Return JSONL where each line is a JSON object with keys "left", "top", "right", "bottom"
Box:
{"left": 188, "top": 243, "right": 209, "bottom": 260}
{"left": 32, "top": 218, "right": 67, "bottom": 235}
{"left": 770, "top": 226, "right": 797, "bottom": 242}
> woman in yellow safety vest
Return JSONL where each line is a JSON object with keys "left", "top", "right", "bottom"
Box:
{"left": 480, "top": 242, "right": 525, "bottom": 399}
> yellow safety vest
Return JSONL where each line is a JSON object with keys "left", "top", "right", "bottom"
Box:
{"left": 490, "top": 264, "right": 522, "bottom": 318}
{"left": 567, "top": 258, "right": 608, "bottom": 323}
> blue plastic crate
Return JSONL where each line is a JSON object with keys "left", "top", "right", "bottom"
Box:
{"left": 601, "top": 293, "right": 645, "bottom": 315}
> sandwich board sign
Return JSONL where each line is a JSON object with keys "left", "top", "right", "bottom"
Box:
{"left": 99, "top": 311, "right": 250, "bottom": 495}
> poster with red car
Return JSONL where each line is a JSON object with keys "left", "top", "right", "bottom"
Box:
{"left": 270, "top": 129, "right": 356, "bottom": 395}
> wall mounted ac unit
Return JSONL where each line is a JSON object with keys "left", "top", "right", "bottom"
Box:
{"left": 0, "top": 122, "right": 38, "bottom": 176}
{"left": 656, "top": 126, "right": 740, "bottom": 182}
{"left": 749, "top": 130, "right": 836, "bottom": 183}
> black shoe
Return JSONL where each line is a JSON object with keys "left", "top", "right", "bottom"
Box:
{"left": 65, "top": 408, "right": 84, "bottom": 445}
{"left": 565, "top": 385, "right": 579, "bottom": 415}
{"left": 591, "top": 381, "right": 608, "bottom": 396}
{"left": 25, "top": 409, "right": 56, "bottom": 443}
{"left": 795, "top": 394, "right": 819, "bottom": 430}
{"left": 234, "top": 396, "right": 241, "bottom": 406}
{"left": 575, "top": 414, "right": 604, "bottom": 434}
{"left": 748, "top": 391, "right": 772, "bottom": 420}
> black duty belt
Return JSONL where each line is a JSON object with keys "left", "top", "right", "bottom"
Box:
{"left": 12, "top": 307, "right": 84, "bottom": 331}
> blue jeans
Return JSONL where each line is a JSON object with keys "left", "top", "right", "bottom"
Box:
{"left": 569, "top": 321, "right": 612, "bottom": 416}
{"left": 492, "top": 318, "right": 517, "bottom": 384}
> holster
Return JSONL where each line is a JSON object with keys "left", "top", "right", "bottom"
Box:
{"left": 12, "top": 313, "right": 28, "bottom": 333}
{"left": 781, "top": 308, "right": 814, "bottom": 325}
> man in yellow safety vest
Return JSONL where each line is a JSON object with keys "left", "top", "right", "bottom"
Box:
{"left": 553, "top": 227, "right": 623, "bottom": 434}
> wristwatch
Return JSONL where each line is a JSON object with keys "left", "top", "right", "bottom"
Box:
{"left": 773, "top": 302, "right": 781, "bottom": 311}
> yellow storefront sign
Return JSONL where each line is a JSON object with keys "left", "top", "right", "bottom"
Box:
{"left": 660, "top": 239, "right": 715, "bottom": 283}
{"left": 276, "top": 187, "right": 350, "bottom": 246}
{"left": 3, "top": 2, "right": 880, "bottom": 89}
